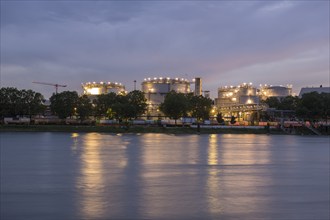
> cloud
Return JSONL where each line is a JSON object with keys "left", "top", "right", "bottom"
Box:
{"left": 1, "top": 1, "right": 329, "bottom": 98}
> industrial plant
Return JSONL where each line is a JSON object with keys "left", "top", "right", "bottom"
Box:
{"left": 77, "top": 76, "right": 329, "bottom": 124}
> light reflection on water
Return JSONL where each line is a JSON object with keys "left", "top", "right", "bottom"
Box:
{"left": 78, "top": 133, "right": 106, "bottom": 219}
{"left": 1, "top": 133, "right": 329, "bottom": 220}
{"left": 207, "top": 134, "right": 222, "bottom": 216}
{"left": 76, "top": 133, "right": 130, "bottom": 219}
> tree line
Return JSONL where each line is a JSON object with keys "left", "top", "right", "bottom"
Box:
{"left": 160, "top": 91, "right": 213, "bottom": 122}
{"left": 0, "top": 87, "right": 46, "bottom": 118}
{"left": 0, "top": 87, "right": 213, "bottom": 121}
{"left": 1, "top": 87, "right": 329, "bottom": 121}
{"left": 262, "top": 92, "right": 330, "bottom": 120}
{"left": 50, "top": 90, "right": 147, "bottom": 120}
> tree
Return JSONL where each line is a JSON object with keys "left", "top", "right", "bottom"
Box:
{"left": 0, "top": 87, "right": 45, "bottom": 118}
{"left": 262, "top": 97, "right": 280, "bottom": 109}
{"left": 320, "top": 93, "right": 330, "bottom": 120}
{"left": 21, "top": 89, "right": 46, "bottom": 118}
{"left": 296, "top": 92, "right": 329, "bottom": 120}
{"left": 50, "top": 91, "right": 79, "bottom": 119}
{"left": 159, "top": 91, "right": 189, "bottom": 124}
{"left": 111, "top": 91, "right": 147, "bottom": 121}
{"left": 126, "top": 90, "right": 147, "bottom": 118}
{"left": 278, "top": 96, "right": 299, "bottom": 110}
{"left": 76, "top": 95, "right": 93, "bottom": 120}
{"left": 93, "top": 93, "right": 117, "bottom": 118}
{"left": 0, "top": 87, "right": 21, "bottom": 117}
{"left": 187, "top": 94, "right": 213, "bottom": 121}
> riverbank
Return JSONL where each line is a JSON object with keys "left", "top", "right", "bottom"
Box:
{"left": 0, "top": 124, "right": 302, "bottom": 135}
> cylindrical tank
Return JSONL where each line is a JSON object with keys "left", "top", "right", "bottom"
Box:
{"left": 141, "top": 77, "right": 191, "bottom": 114}
{"left": 239, "top": 96, "right": 260, "bottom": 105}
{"left": 82, "top": 81, "right": 125, "bottom": 95}
{"left": 260, "top": 85, "right": 292, "bottom": 99}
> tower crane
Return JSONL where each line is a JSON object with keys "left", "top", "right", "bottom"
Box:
{"left": 32, "top": 81, "right": 67, "bottom": 94}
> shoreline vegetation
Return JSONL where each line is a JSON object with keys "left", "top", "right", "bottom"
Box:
{"left": 0, "top": 124, "right": 323, "bottom": 135}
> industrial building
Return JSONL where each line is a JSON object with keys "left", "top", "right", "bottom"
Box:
{"left": 141, "top": 77, "right": 202, "bottom": 117}
{"left": 215, "top": 83, "right": 260, "bottom": 106}
{"left": 215, "top": 83, "right": 265, "bottom": 123}
{"left": 298, "top": 86, "right": 330, "bottom": 97}
{"left": 259, "top": 84, "right": 292, "bottom": 100}
{"left": 82, "top": 81, "right": 126, "bottom": 96}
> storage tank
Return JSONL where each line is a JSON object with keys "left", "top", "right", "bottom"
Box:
{"left": 260, "top": 85, "right": 292, "bottom": 99}
{"left": 141, "top": 77, "right": 191, "bottom": 116}
{"left": 82, "top": 81, "right": 126, "bottom": 96}
{"left": 217, "top": 83, "right": 258, "bottom": 107}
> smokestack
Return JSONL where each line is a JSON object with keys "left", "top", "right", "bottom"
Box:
{"left": 194, "top": 77, "right": 202, "bottom": 96}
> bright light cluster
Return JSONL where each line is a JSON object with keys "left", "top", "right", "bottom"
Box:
{"left": 143, "top": 77, "right": 191, "bottom": 83}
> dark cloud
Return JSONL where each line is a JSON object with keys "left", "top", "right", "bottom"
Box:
{"left": 1, "top": 1, "right": 329, "bottom": 98}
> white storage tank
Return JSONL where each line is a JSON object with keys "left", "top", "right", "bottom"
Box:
{"left": 260, "top": 85, "right": 292, "bottom": 99}
{"left": 82, "top": 81, "right": 126, "bottom": 96}
{"left": 142, "top": 77, "right": 191, "bottom": 105}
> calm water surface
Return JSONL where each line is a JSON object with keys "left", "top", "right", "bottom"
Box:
{"left": 1, "top": 133, "right": 329, "bottom": 220}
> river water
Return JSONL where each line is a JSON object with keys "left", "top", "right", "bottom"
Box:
{"left": 1, "top": 132, "right": 329, "bottom": 220}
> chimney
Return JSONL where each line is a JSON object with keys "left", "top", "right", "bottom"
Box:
{"left": 194, "top": 77, "right": 202, "bottom": 96}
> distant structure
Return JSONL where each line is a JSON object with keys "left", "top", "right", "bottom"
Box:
{"left": 259, "top": 84, "right": 292, "bottom": 100}
{"left": 82, "top": 81, "right": 126, "bottom": 96}
{"left": 141, "top": 77, "right": 191, "bottom": 117}
{"left": 215, "top": 83, "right": 260, "bottom": 107}
{"left": 215, "top": 83, "right": 264, "bottom": 123}
{"left": 194, "top": 77, "right": 202, "bottom": 96}
{"left": 203, "top": 90, "right": 210, "bottom": 98}
{"left": 298, "top": 85, "right": 330, "bottom": 97}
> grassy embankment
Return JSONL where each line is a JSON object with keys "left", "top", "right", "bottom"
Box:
{"left": 0, "top": 124, "right": 290, "bottom": 134}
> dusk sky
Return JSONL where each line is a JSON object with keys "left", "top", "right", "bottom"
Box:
{"left": 1, "top": 0, "right": 329, "bottom": 99}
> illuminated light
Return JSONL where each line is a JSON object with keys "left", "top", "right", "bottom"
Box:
{"left": 247, "top": 99, "right": 252, "bottom": 104}
{"left": 192, "top": 78, "right": 196, "bottom": 82}
{"left": 154, "top": 77, "right": 157, "bottom": 80}
{"left": 93, "top": 82, "right": 96, "bottom": 84}
{"left": 115, "top": 82, "right": 118, "bottom": 85}
{"left": 148, "top": 78, "right": 151, "bottom": 80}
{"left": 230, "top": 85, "right": 233, "bottom": 88}
{"left": 249, "top": 82, "right": 252, "bottom": 85}
{"left": 175, "top": 78, "right": 178, "bottom": 80}
{"left": 144, "top": 78, "right": 147, "bottom": 81}
{"left": 232, "top": 98, "right": 237, "bottom": 101}
{"left": 159, "top": 77, "right": 163, "bottom": 80}
{"left": 167, "top": 77, "right": 170, "bottom": 80}
{"left": 88, "top": 88, "right": 100, "bottom": 95}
